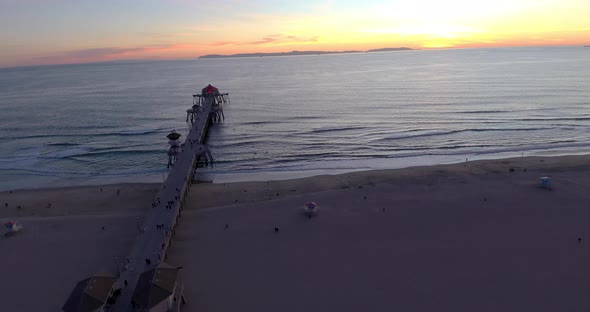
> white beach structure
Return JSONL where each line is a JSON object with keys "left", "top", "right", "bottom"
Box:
{"left": 62, "top": 273, "right": 117, "bottom": 312}
{"left": 131, "top": 262, "right": 186, "bottom": 311}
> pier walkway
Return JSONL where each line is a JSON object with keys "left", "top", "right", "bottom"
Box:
{"left": 109, "top": 99, "right": 215, "bottom": 311}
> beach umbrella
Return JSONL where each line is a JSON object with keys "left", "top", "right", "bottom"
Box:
{"left": 305, "top": 202, "right": 317, "bottom": 209}
{"left": 167, "top": 132, "right": 181, "bottom": 140}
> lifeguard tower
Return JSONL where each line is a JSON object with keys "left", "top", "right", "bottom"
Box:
{"left": 303, "top": 202, "right": 319, "bottom": 218}
{"left": 539, "top": 176, "right": 552, "bottom": 189}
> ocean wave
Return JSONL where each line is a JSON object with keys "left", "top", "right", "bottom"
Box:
{"left": 308, "top": 125, "right": 368, "bottom": 134}
{"left": 45, "top": 142, "right": 80, "bottom": 147}
{"left": 39, "top": 146, "right": 95, "bottom": 159}
{"left": 116, "top": 128, "right": 164, "bottom": 135}
{"left": 0, "top": 145, "right": 165, "bottom": 165}
{"left": 515, "top": 117, "right": 590, "bottom": 122}
{"left": 375, "top": 127, "right": 554, "bottom": 142}
{"left": 467, "top": 142, "right": 590, "bottom": 157}
{"left": 288, "top": 115, "right": 325, "bottom": 121}
{"left": 9, "top": 127, "right": 170, "bottom": 140}
{"left": 240, "top": 120, "right": 285, "bottom": 126}
{"left": 214, "top": 139, "right": 277, "bottom": 148}
{"left": 73, "top": 149, "right": 164, "bottom": 158}
{"left": 458, "top": 110, "right": 509, "bottom": 114}
{"left": 0, "top": 165, "right": 166, "bottom": 178}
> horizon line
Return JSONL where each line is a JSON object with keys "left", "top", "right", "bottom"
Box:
{"left": 1, "top": 44, "right": 585, "bottom": 70}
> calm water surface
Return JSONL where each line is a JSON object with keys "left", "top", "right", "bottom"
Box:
{"left": 0, "top": 46, "right": 589, "bottom": 190}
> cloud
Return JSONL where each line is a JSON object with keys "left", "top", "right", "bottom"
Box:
{"left": 28, "top": 44, "right": 176, "bottom": 66}
{"left": 209, "top": 41, "right": 237, "bottom": 46}
{"left": 248, "top": 37, "right": 279, "bottom": 45}
{"left": 286, "top": 35, "right": 319, "bottom": 43}
{"left": 208, "top": 34, "right": 320, "bottom": 47}
{"left": 63, "top": 47, "right": 146, "bottom": 58}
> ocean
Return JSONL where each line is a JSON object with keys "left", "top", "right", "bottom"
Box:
{"left": 0, "top": 46, "right": 589, "bottom": 190}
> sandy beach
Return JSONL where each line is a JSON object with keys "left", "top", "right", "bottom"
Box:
{"left": 0, "top": 183, "right": 159, "bottom": 311}
{"left": 2, "top": 155, "right": 590, "bottom": 311}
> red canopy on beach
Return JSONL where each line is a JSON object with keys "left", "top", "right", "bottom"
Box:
{"left": 4, "top": 221, "right": 18, "bottom": 231}
{"left": 202, "top": 84, "right": 219, "bottom": 95}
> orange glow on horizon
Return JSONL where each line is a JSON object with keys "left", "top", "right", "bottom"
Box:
{"left": 1, "top": 0, "right": 589, "bottom": 67}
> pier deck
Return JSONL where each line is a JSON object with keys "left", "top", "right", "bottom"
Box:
{"left": 109, "top": 101, "right": 214, "bottom": 311}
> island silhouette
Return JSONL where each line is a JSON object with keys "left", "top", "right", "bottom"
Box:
{"left": 199, "top": 47, "right": 413, "bottom": 59}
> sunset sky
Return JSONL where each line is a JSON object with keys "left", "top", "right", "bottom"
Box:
{"left": 1, "top": 0, "right": 589, "bottom": 67}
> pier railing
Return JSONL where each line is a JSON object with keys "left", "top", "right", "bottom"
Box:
{"left": 107, "top": 95, "right": 219, "bottom": 311}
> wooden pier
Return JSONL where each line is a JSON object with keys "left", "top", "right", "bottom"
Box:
{"left": 98, "top": 88, "right": 226, "bottom": 311}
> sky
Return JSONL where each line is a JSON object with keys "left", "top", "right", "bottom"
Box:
{"left": 0, "top": 0, "right": 589, "bottom": 67}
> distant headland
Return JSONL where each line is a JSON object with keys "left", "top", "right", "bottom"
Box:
{"left": 199, "top": 47, "right": 413, "bottom": 59}
{"left": 365, "top": 47, "right": 413, "bottom": 53}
